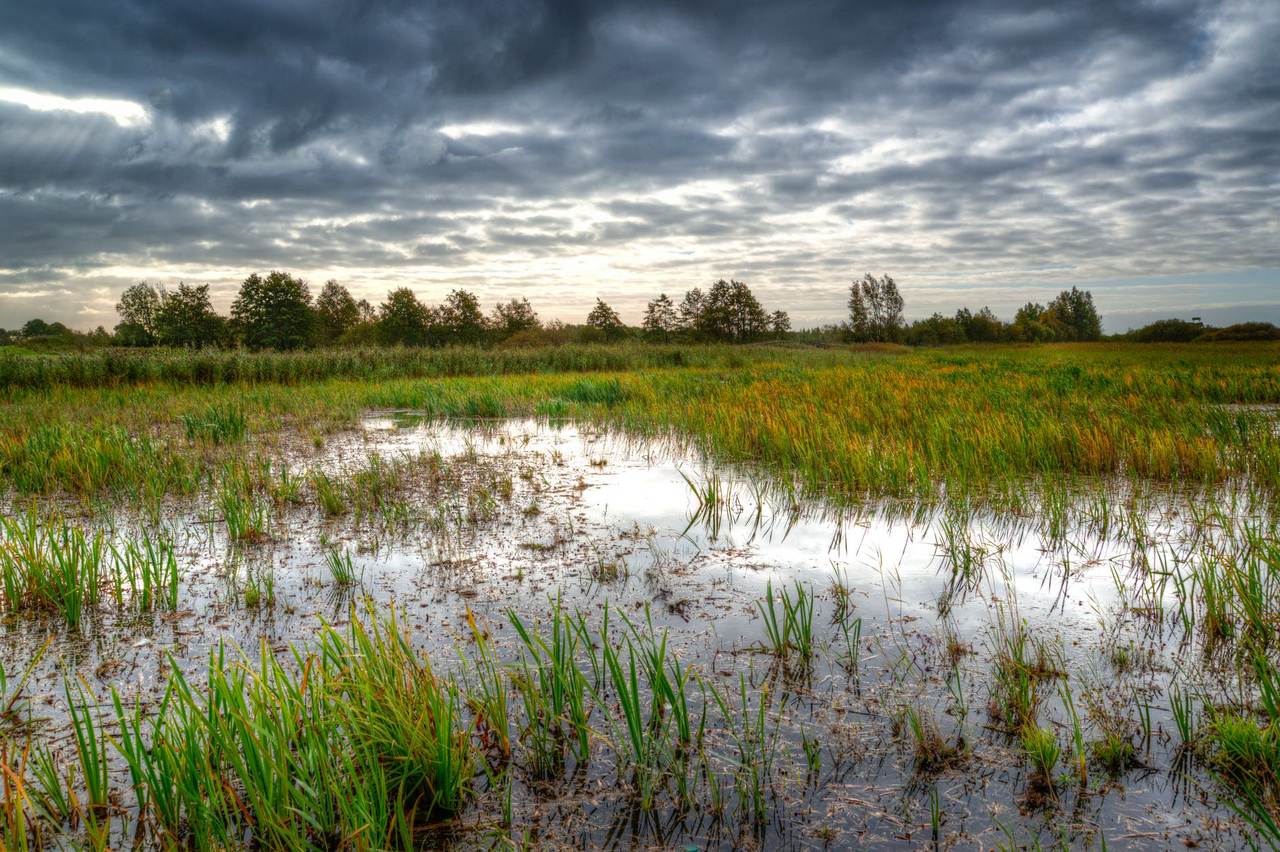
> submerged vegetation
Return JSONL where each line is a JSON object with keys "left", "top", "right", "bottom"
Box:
{"left": 0, "top": 341, "right": 1278, "bottom": 848}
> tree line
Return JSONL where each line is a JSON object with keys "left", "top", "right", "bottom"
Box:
{"left": 831, "top": 274, "right": 1104, "bottom": 344}
{"left": 832, "top": 276, "right": 1275, "bottom": 344}
{"left": 3, "top": 271, "right": 1276, "bottom": 350}
{"left": 104, "top": 274, "right": 794, "bottom": 350}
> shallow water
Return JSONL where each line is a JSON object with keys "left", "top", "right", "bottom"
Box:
{"left": 1, "top": 415, "right": 1267, "bottom": 849}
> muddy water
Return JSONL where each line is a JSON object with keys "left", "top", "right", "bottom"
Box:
{"left": 0, "top": 415, "right": 1258, "bottom": 849}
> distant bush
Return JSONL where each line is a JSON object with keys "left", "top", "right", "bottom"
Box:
{"left": 1128, "top": 319, "right": 1206, "bottom": 343}
{"left": 1197, "top": 322, "right": 1280, "bottom": 342}
{"left": 904, "top": 313, "right": 966, "bottom": 346}
{"left": 1123, "top": 319, "right": 1280, "bottom": 343}
{"left": 496, "top": 326, "right": 572, "bottom": 348}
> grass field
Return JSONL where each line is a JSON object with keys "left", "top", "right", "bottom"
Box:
{"left": 2, "top": 342, "right": 1278, "bottom": 502}
{"left": 1, "top": 341, "right": 1279, "bottom": 849}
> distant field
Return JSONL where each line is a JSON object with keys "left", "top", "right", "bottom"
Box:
{"left": 1, "top": 342, "right": 1278, "bottom": 501}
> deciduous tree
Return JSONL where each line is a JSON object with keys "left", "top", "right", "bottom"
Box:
{"left": 315, "top": 280, "right": 360, "bottom": 343}
{"left": 490, "top": 298, "right": 540, "bottom": 339}
{"left": 847, "top": 273, "right": 904, "bottom": 343}
{"left": 1011, "top": 302, "right": 1053, "bottom": 342}
{"left": 678, "top": 288, "right": 705, "bottom": 337}
{"left": 115, "top": 282, "right": 162, "bottom": 346}
{"left": 697, "top": 280, "right": 769, "bottom": 342}
{"left": 586, "top": 299, "right": 626, "bottom": 340}
{"left": 1047, "top": 287, "right": 1101, "bottom": 341}
{"left": 231, "top": 271, "right": 315, "bottom": 350}
{"left": 154, "top": 283, "right": 225, "bottom": 348}
{"left": 769, "top": 310, "right": 791, "bottom": 338}
{"left": 437, "top": 289, "right": 487, "bottom": 345}
{"left": 378, "top": 288, "right": 432, "bottom": 346}
{"left": 642, "top": 293, "right": 678, "bottom": 342}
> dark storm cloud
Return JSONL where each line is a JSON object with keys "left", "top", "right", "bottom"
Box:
{"left": 0, "top": 0, "right": 1277, "bottom": 329}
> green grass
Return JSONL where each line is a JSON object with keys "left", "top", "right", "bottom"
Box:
{"left": 0, "top": 509, "right": 103, "bottom": 626}
{"left": 217, "top": 480, "right": 270, "bottom": 542}
{"left": 903, "top": 705, "right": 964, "bottom": 775}
{"left": 107, "top": 604, "right": 475, "bottom": 849}
{"left": 179, "top": 403, "right": 246, "bottom": 444}
{"left": 0, "top": 637, "right": 49, "bottom": 731}
{"left": 1089, "top": 733, "right": 1136, "bottom": 777}
{"left": 507, "top": 600, "right": 592, "bottom": 780}
{"left": 323, "top": 547, "right": 358, "bottom": 586}
{"left": 1021, "top": 724, "right": 1061, "bottom": 783}
{"left": 309, "top": 469, "right": 347, "bottom": 516}
{"left": 987, "top": 606, "right": 1062, "bottom": 732}
{"left": 1, "top": 343, "right": 1277, "bottom": 509}
{"left": 1, "top": 511, "right": 184, "bottom": 626}
{"left": 2, "top": 591, "right": 807, "bottom": 847}
{"left": 756, "top": 579, "right": 816, "bottom": 663}
{"left": 0, "top": 595, "right": 785, "bottom": 847}
{"left": 1203, "top": 713, "right": 1280, "bottom": 815}
{"left": 66, "top": 679, "right": 110, "bottom": 815}
{"left": 0, "top": 342, "right": 733, "bottom": 390}
{"left": 710, "top": 674, "right": 779, "bottom": 829}
{"left": 109, "top": 529, "right": 179, "bottom": 611}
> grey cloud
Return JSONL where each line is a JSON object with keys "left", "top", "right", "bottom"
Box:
{"left": 0, "top": 0, "right": 1277, "bottom": 329}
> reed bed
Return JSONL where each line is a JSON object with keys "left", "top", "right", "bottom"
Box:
{"left": 0, "top": 510, "right": 181, "bottom": 625}
{"left": 0, "top": 344, "right": 1276, "bottom": 509}
{"left": 2, "top": 600, "right": 794, "bottom": 849}
{"left": 0, "top": 343, "right": 788, "bottom": 391}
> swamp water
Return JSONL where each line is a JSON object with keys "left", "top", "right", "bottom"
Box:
{"left": 1, "top": 415, "right": 1270, "bottom": 849}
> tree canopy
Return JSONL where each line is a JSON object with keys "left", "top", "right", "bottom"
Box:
{"left": 437, "top": 289, "right": 487, "bottom": 345}
{"left": 490, "top": 298, "right": 540, "bottom": 338}
{"left": 586, "top": 299, "right": 626, "bottom": 340}
{"left": 377, "top": 288, "right": 432, "bottom": 346}
{"left": 231, "top": 271, "right": 315, "bottom": 350}
{"left": 153, "top": 283, "right": 225, "bottom": 348}
{"left": 85, "top": 273, "right": 1130, "bottom": 351}
{"left": 847, "top": 274, "right": 905, "bottom": 343}
{"left": 695, "top": 280, "right": 770, "bottom": 343}
{"left": 115, "top": 282, "right": 162, "bottom": 346}
{"left": 642, "top": 293, "right": 678, "bottom": 342}
{"left": 1046, "top": 286, "right": 1102, "bottom": 341}
{"left": 316, "top": 280, "right": 360, "bottom": 343}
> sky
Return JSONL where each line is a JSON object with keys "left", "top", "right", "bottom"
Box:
{"left": 0, "top": 0, "right": 1277, "bottom": 333}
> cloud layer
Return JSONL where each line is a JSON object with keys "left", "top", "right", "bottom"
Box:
{"left": 1, "top": 0, "right": 1277, "bottom": 330}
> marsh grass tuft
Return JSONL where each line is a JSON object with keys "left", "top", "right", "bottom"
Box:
{"left": 711, "top": 674, "right": 779, "bottom": 829}
{"left": 0, "top": 509, "right": 103, "bottom": 626}
{"left": 217, "top": 481, "right": 269, "bottom": 542}
{"left": 1020, "top": 724, "right": 1061, "bottom": 785}
{"left": 180, "top": 404, "right": 247, "bottom": 444}
{"left": 310, "top": 469, "right": 347, "bottom": 516}
{"left": 108, "top": 603, "right": 476, "bottom": 848}
{"left": 902, "top": 705, "right": 965, "bottom": 776}
{"left": 987, "top": 606, "right": 1063, "bottom": 732}
{"left": 323, "top": 547, "right": 358, "bottom": 586}
{"left": 508, "top": 600, "right": 592, "bottom": 781}
{"left": 109, "top": 529, "right": 179, "bottom": 611}
{"left": 1089, "top": 734, "right": 1136, "bottom": 777}
{"left": 757, "top": 579, "right": 816, "bottom": 664}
